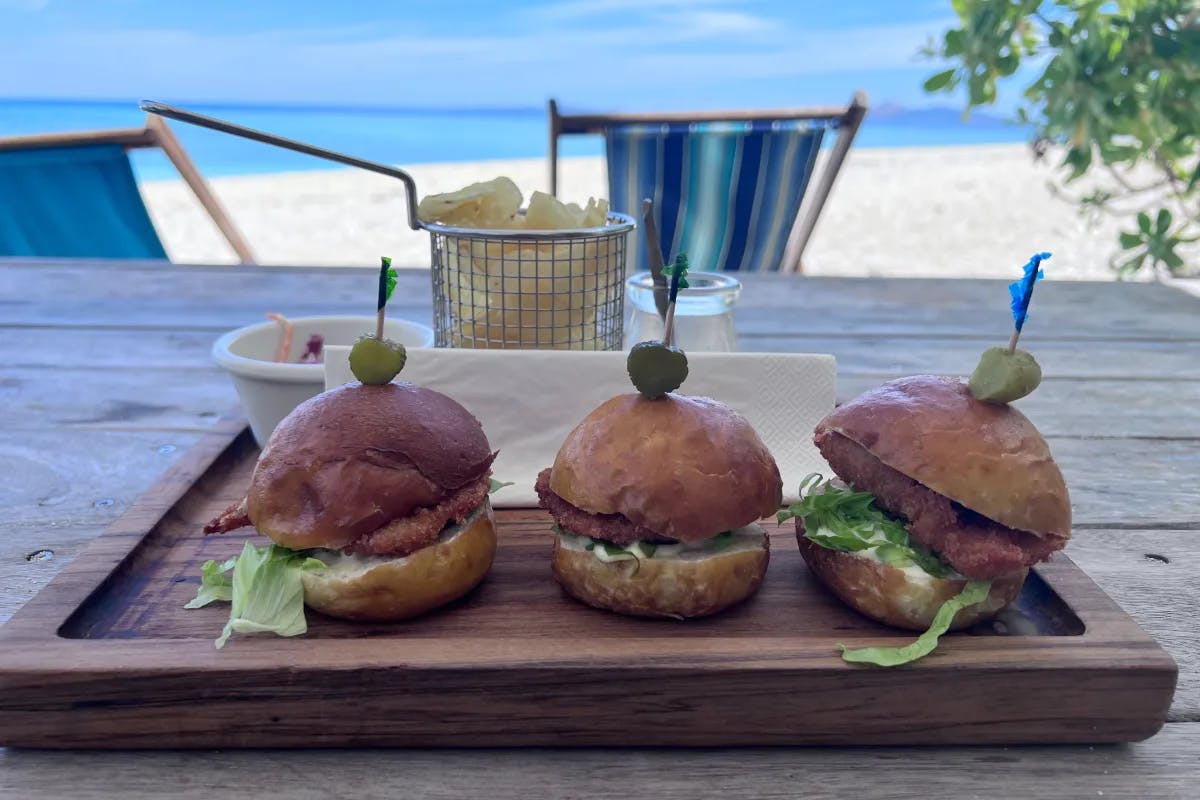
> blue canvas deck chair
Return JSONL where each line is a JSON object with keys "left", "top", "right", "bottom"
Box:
{"left": 548, "top": 93, "right": 867, "bottom": 273}
{"left": 0, "top": 115, "right": 254, "bottom": 262}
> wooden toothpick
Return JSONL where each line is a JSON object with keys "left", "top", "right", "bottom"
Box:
{"left": 642, "top": 199, "right": 669, "bottom": 321}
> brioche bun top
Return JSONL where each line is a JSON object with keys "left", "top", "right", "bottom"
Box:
{"left": 246, "top": 381, "right": 495, "bottom": 550}
{"left": 817, "top": 375, "right": 1070, "bottom": 538}
{"left": 549, "top": 393, "right": 782, "bottom": 542}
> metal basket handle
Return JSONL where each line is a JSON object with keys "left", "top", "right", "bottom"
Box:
{"left": 138, "top": 100, "right": 422, "bottom": 231}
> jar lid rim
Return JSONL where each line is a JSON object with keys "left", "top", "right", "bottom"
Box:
{"left": 626, "top": 270, "right": 742, "bottom": 296}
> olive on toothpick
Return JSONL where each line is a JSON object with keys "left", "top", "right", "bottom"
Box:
{"left": 349, "top": 256, "right": 408, "bottom": 385}
{"left": 969, "top": 252, "right": 1048, "bottom": 404}
{"left": 627, "top": 254, "right": 690, "bottom": 398}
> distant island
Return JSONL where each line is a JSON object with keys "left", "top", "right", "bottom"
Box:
{"left": 869, "top": 102, "right": 1014, "bottom": 129}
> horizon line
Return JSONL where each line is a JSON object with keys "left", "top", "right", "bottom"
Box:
{"left": 0, "top": 95, "right": 1011, "bottom": 121}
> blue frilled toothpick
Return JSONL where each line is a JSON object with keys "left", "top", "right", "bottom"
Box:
{"left": 1007, "top": 252, "right": 1050, "bottom": 352}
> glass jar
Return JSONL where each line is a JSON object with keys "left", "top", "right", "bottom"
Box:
{"left": 624, "top": 271, "right": 742, "bottom": 352}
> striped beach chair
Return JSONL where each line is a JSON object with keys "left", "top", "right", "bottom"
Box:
{"left": 0, "top": 115, "right": 253, "bottom": 262}
{"left": 548, "top": 94, "right": 866, "bottom": 273}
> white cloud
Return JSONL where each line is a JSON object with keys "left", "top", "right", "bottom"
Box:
{"left": 522, "top": 0, "right": 775, "bottom": 42}
{"left": 671, "top": 10, "right": 772, "bottom": 37}
{"left": 0, "top": 10, "right": 952, "bottom": 107}
{"left": 526, "top": 0, "right": 743, "bottom": 22}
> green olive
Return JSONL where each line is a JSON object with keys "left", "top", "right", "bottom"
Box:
{"left": 969, "top": 346, "right": 1042, "bottom": 404}
{"left": 349, "top": 336, "right": 407, "bottom": 385}
{"left": 627, "top": 340, "right": 688, "bottom": 398}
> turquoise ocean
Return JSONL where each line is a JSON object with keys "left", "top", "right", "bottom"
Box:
{"left": 0, "top": 99, "right": 1029, "bottom": 182}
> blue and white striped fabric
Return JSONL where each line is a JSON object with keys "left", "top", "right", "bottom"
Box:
{"left": 605, "top": 119, "right": 829, "bottom": 272}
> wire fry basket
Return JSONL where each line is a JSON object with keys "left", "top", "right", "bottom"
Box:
{"left": 426, "top": 215, "right": 635, "bottom": 350}
{"left": 137, "top": 101, "right": 636, "bottom": 350}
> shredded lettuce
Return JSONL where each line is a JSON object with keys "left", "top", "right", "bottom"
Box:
{"left": 839, "top": 580, "right": 993, "bottom": 666}
{"left": 778, "top": 473, "right": 953, "bottom": 578}
{"left": 582, "top": 540, "right": 643, "bottom": 573}
{"left": 557, "top": 525, "right": 736, "bottom": 567}
{"left": 707, "top": 531, "right": 735, "bottom": 552}
{"left": 780, "top": 474, "right": 994, "bottom": 665}
{"left": 186, "top": 541, "right": 325, "bottom": 649}
{"left": 184, "top": 555, "right": 238, "bottom": 609}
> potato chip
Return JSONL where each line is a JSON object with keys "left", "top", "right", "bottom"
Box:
{"left": 522, "top": 191, "right": 582, "bottom": 230}
{"left": 417, "top": 176, "right": 522, "bottom": 228}
{"left": 581, "top": 197, "right": 610, "bottom": 228}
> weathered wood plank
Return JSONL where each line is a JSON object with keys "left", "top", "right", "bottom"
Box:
{"left": 6, "top": 365, "right": 1200, "bottom": 439}
{"left": 4, "top": 368, "right": 238, "bottom": 432}
{"left": 5, "top": 264, "right": 1200, "bottom": 339}
{"left": 1049, "top": 438, "right": 1200, "bottom": 527}
{"left": 2, "top": 425, "right": 1195, "bottom": 532}
{"left": 747, "top": 334, "right": 1200, "bottom": 379}
{"left": 0, "top": 724, "right": 1197, "bottom": 799}
{"left": 0, "top": 263, "right": 429, "bottom": 331}
{"left": 1066, "top": 530, "right": 1198, "bottom": 722}
{"left": 0, "top": 430, "right": 205, "bottom": 530}
{"left": 0, "top": 527, "right": 95, "bottom": 627}
{"left": 9, "top": 327, "right": 1200, "bottom": 379}
{"left": 836, "top": 376, "right": 1200, "bottom": 439}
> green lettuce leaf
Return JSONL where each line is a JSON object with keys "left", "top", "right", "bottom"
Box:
{"left": 707, "top": 531, "right": 735, "bottom": 552}
{"left": 186, "top": 541, "right": 325, "bottom": 649}
{"left": 488, "top": 478, "right": 514, "bottom": 494}
{"left": 778, "top": 473, "right": 953, "bottom": 579}
{"left": 184, "top": 555, "right": 238, "bottom": 609}
{"left": 839, "top": 580, "right": 993, "bottom": 666}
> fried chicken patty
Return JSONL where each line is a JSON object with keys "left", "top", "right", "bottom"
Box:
{"left": 535, "top": 467, "right": 675, "bottom": 546}
{"left": 343, "top": 475, "right": 489, "bottom": 557}
{"left": 204, "top": 476, "right": 490, "bottom": 559}
{"left": 815, "top": 429, "right": 1064, "bottom": 579}
{"left": 204, "top": 499, "right": 251, "bottom": 535}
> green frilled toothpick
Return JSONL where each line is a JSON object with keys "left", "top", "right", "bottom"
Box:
{"left": 349, "top": 256, "right": 407, "bottom": 385}
{"left": 376, "top": 255, "right": 397, "bottom": 340}
{"left": 969, "top": 252, "right": 1049, "bottom": 404}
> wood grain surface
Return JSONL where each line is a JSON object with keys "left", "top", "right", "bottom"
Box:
{"left": 0, "top": 723, "right": 1194, "bottom": 800}
{"left": 2, "top": 259, "right": 1197, "bottom": 794}
{"left": 0, "top": 422, "right": 1178, "bottom": 748}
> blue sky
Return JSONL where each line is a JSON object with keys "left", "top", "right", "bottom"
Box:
{"left": 0, "top": 0, "right": 1013, "bottom": 112}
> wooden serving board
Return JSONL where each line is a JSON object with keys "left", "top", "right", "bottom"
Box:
{"left": 0, "top": 415, "right": 1177, "bottom": 748}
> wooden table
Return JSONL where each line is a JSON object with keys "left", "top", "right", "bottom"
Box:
{"left": 2, "top": 258, "right": 1197, "bottom": 798}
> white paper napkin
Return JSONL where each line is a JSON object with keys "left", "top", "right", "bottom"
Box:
{"left": 325, "top": 347, "right": 835, "bottom": 507}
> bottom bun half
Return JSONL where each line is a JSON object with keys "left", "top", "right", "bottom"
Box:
{"left": 301, "top": 501, "right": 497, "bottom": 622}
{"left": 796, "top": 533, "right": 1026, "bottom": 631}
{"left": 551, "top": 527, "right": 769, "bottom": 619}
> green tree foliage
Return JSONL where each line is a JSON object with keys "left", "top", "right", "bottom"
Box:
{"left": 924, "top": 1, "right": 1200, "bottom": 277}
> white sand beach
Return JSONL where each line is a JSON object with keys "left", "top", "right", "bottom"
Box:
{"left": 140, "top": 143, "right": 1145, "bottom": 280}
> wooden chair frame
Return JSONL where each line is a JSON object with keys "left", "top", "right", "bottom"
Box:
{"left": 548, "top": 92, "right": 868, "bottom": 273}
{"left": 0, "top": 115, "right": 255, "bottom": 263}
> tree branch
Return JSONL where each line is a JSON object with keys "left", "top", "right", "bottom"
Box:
{"left": 1104, "top": 163, "right": 1136, "bottom": 192}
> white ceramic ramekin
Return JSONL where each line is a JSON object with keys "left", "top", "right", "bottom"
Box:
{"left": 213, "top": 315, "right": 434, "bottom": 445}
